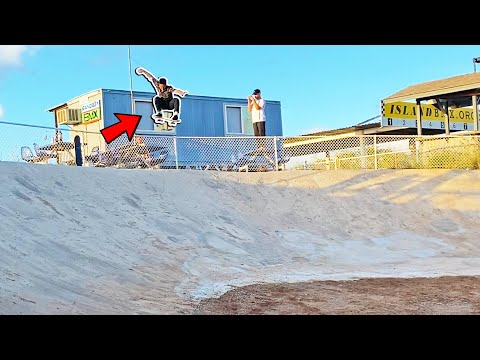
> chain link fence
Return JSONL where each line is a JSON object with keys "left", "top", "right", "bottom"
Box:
{"left": 285, "top": 134, "right": 480, "bottom": 170}
{"left": 2, "top": 121, "right": 480, "bottom": 171}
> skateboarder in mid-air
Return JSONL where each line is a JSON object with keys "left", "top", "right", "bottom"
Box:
{"left": 135, "top": 67, "right": 188, "bottom": 125}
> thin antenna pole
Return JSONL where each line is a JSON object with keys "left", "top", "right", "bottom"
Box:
{"left": 128, "top": 45, "right": 134, "bottom": 114}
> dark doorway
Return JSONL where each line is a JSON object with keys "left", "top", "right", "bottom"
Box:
{"left": 74, "top": 135, "right": 83, "bottom": 166}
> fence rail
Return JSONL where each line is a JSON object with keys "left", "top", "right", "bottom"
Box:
{"left": 2, "top": 121, "right": 480, "bottom": 171}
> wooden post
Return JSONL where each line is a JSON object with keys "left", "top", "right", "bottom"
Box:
{"left": 445, "top": 101, "right": 450, "bottom": 135}
{"left": 416, "top": 100, "right": 422, "bottom": 136}
{"left": 473, "top": 95, "right": 479, "bottom": 132}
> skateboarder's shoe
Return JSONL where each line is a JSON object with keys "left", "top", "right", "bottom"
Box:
{"left": 166, "top": 119, "right": 181, "bottom": 127}
{"left": 152, "top": 113, "right": 166, "bottom": 125}
{"left": 167, "top": 112, "right": 181, "bottom": 126}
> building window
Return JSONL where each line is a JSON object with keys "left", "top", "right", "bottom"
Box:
{"left": 224, "top": 105, "right": 255, "bottom": 136}
{"left": 225, "top": 106, "right": 243, "bottom": 134}
{"left": 134, "top": 99, "right": 176, "bottom": 134}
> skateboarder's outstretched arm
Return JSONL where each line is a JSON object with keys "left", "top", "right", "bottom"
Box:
{"left": 136, "top": 67, "right": 188, "bottom": 97}
{"left": 172, "top": 88, "right": 188, "bottom": 98}
{"left": 135, "top": 67, "right": 156, "bottom": 83}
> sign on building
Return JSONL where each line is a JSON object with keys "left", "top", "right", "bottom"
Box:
{"left": 81, "top": 100, "right": 102, "bottom": 124}
{"left": 381, "top": 101, "right": 476, "bottom": 131}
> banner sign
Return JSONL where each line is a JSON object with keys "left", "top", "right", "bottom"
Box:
{"left": 81, "top": 100, "right": 102, "bottom": 124}
{"left": 381, "top": 101, "right": 477, "bottom": 131}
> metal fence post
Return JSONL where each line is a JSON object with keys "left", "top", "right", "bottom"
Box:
{"left": 273, "top": 136, "right": 279, "bottom": 171}
{"left": 173, "top": 137, "right": 179, "bottom": 170}
{"left": 374, "top": 135, "right": 378, "bottom": 169}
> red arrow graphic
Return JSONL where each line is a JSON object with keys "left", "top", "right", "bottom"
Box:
{"left": 100, "top": 113, "right": 142, "bottom": 144}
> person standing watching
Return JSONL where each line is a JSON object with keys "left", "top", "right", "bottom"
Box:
{"left": 248, "top": 89, "right": 266, "bottom": 150}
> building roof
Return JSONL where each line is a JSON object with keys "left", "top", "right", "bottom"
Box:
{"left": 302, "top": 116, "right": 381, "bottom": 137}
{"left": 296, "top": 72, "right": 480, "bottom": 141}
{"left": 297, "top": 113, "right": 458, "bottom": 141}
{"left": 383, "top": 72, "right": 480, "bottom": 104}
{"left": 46, "top": 89, "right": 103, "bottom": 112}
{"left": 102, "top": 89, "right": 281, "bottom": 104}
{"left": 46, "top": 88, "right": 281, "bottom": 112}
{"left": 46, "top": 103, "right": 68, "bottom": 112}
{"left": 303, "top": 123, "right": 380, "bottom": 137}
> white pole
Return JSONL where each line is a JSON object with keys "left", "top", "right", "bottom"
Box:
{"left": 473, "top": 95, "right": 479, "bottom": 132}
{"left": 174, "top": 137, "right": 179, "bottom": 170}
{"left": 128, "top": 45, "right": 134, "bottom": 114}
{"left": 273, "top": 136, "right": 279, "bottom": 171}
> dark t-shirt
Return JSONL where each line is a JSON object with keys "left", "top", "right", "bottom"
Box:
{"left": 153, "top": 79, "right": 174, "bottom": 99}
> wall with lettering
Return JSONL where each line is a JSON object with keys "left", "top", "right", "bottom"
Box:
{"left": 81, "top": 100, "right": 102, "bottom": 124}
{"left": 66, "top": 90, "right": 105, "bottom": 154}
{"left": 381, "top": 101, "right": 479, "bottom": 131}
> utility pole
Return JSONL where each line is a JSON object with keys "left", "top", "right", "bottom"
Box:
{"left": 128, "top": 45, "right": 134, "bottom": 114}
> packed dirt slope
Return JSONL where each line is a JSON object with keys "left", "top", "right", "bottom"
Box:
{"left": 1, "top": 162, "right": 479, "bottom": 314}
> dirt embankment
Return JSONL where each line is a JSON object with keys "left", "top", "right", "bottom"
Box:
{"left": 195, "top": 276, "right": 480, "bottom": 315}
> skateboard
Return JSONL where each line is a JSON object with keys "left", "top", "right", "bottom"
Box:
{"left": 152, "top": 109, "right": 181, "bottom": 127}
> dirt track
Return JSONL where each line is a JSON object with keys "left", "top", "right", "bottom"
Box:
{"left": 2, "top": 163, "right": 480, "bottom": 314}
{"left": 195, "top": 276, "right": 480, "bottom": 314}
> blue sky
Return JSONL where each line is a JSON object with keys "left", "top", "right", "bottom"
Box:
{"left": 1, "top": 45, "right": 480, "bottom": 136}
